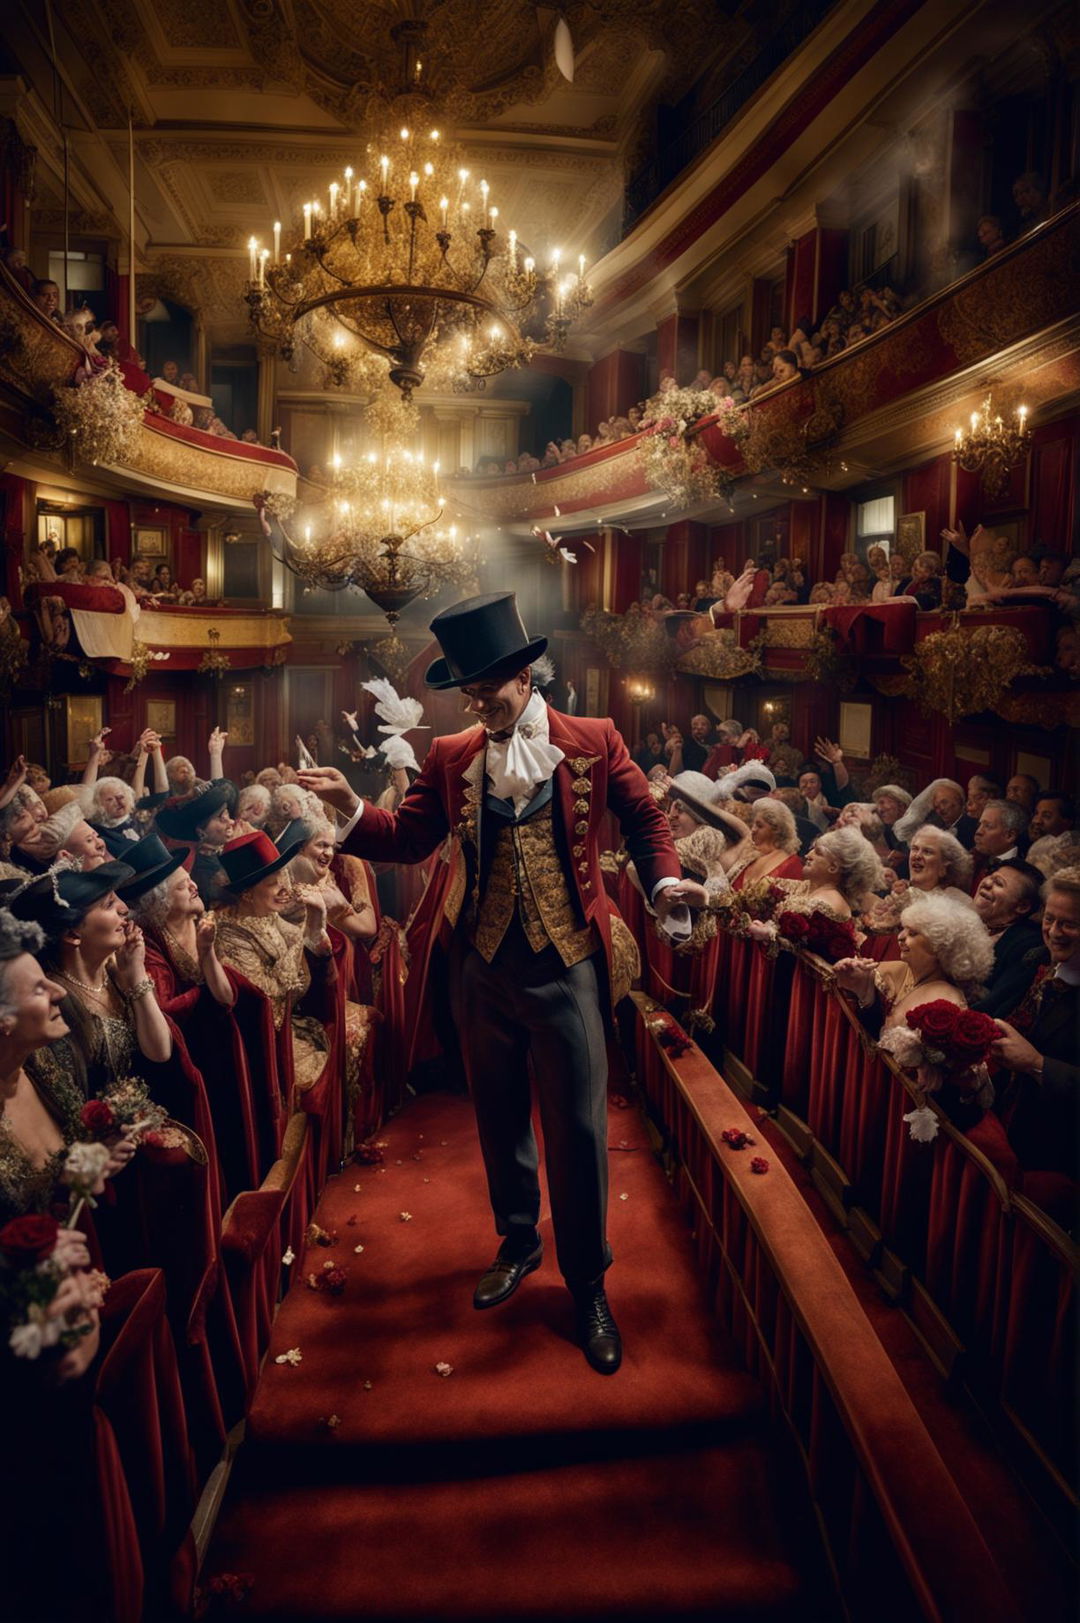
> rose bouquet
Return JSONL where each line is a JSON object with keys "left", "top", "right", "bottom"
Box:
{"left": 715, "top": 880, "right": 786, "bottom": 937}
{"left": 776, "top": 910, "right": 858, "bottom": 963}
{"left": 80, "top": 1075, "right": 167, "bottom": 1143}
{"left": 0, "top": 1214, "right": 101, "bottom": 1362}
{"left": 878, "top": 999, "right": 998, "bottom": 1141}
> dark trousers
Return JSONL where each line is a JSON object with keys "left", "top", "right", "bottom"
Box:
{"left": 449, "top": 916, "right": 611, "bottom": 1286}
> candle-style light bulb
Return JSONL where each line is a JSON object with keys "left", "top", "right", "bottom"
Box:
{"left": 329, "top": 181, "right": 339, "bottom": 217}
{"left": 380, "top": 155, "right": 389, "bottom": 188}
{"left": 273, "top": 221, "right": 281, "bottom": 263}
{"left": 400, "top": 127, "right": 410, "bottom": 140}
{"left": 440, "top": 196, "right": 449, "bottom": 227}
{"left": 303, "top": 203, "right": 312, "bottom": 238}
{"left": 248, "top": 237, "right": 257, "bottom": 279}
{"left": 578, "top": 253, "right": 586, "bottom": 279}
{"left": 409, "top": 172, "right": 419, "bottom": 201}
{"left": 1018, "top": 405, "right": 1028, "bottom": 424}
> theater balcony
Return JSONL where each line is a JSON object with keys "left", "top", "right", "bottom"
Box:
{"left": 454, "top": 203, "right": 1080, "bottom": 532}
{"left": 0, "top": 265, "right": 297, "bottom": 511}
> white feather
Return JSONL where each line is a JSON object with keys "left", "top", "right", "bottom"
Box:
{"left": 559, "top": 547, "right": 578, "bottom": 564}
{"left": 380, "top": 733, "right": 420, "bottom": 773}
{"left": 360, "top": 677, "right": 428, "bottom": 736}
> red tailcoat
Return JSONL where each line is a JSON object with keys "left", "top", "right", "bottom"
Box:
{"left": 342, "top": 710, "right": 681, "bottom": 1001}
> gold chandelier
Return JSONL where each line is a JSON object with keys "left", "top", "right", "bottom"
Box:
{"left": 243, "top": 122, "right": 592, "bottom": 401}
{"left": 260, "top": 442, "right": 478, "bottom": 637}
{"left": 951, "top": 394, "right": 1032, "bottom": 499}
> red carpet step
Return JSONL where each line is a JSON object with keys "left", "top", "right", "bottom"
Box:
{"left": 206, "top": 1093, "right": 824, "bottom": 1620}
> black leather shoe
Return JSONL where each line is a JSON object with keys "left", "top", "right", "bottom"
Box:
{"left": 472, "top": 1241, "right": 543, "bottom": 1309}
{"left": 573, "top": 1286, "right": 622, "bottom": 1374}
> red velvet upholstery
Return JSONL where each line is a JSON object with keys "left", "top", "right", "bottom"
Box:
{"left": 94, "top": 1269, "right": 197, "bottom": 1618}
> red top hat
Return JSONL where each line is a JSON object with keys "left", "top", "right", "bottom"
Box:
{"left": 218, "top": 829, "right": 305, "bottom": 894}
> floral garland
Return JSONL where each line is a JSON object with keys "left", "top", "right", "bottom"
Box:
{"left": 900, "top": 621, "right": 1051, "bottom": 725}
{"left": 52, "top": 362, "right": 150, "bottom": 467}
{"left": 637, "top": 385, "right": 748, "bottom": 510}
{"left": 580, "top": 605, "right": 671, "bottom": 672}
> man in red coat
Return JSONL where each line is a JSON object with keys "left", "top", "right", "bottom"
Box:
{"left": 301, "top": 593, "right": 704, "bottom": 1373}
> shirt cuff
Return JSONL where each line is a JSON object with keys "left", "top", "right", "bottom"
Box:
{"left": 334, "top": 799, "right": 364, "bottom": 844}
{"left": 651, "top": 876, "right": 692, "bottom": 944}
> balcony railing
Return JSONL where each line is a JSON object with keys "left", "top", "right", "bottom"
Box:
{"left": 0, "top": 266, "right": 297, "bottom": 508}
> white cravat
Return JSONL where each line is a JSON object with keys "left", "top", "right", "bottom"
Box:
{"left": 485, "top": 690, "right": 564, "bottom": 815}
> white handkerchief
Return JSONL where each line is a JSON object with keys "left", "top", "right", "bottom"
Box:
{"left": 657, "top": 904, "right": 692, "bottom": 944}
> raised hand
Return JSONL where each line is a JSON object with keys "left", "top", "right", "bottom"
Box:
{"left": 194, "top": 914, "right": 218, "bottom": 962}
{"left": 297, "top": 766, "right": 360, "bottom": 816}
{"left": 0, "top": 753, "right": 27, "bottom": 807}
{"left": 723, "top": 561, "right": 758, "bottom": 613}
{"left": 208, "top": 727, "right": 228, "bottom": 753}
{"left": 814, "top": 736, "right": 843, "bottom": 765}
{"left": 113, "top": 918, "right": 147, "bottom": 989}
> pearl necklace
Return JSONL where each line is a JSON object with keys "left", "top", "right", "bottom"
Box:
{"left": 55, "top": 965, "right": 110, "bottom": 996}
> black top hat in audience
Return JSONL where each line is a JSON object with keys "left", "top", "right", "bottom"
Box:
{"left": 275, "top": 818, "right": 314, "bottom": 853}
{"left": 218, "top": 830, "right": 304, "bottom": 895}
{"left": 424, "top": 592, "right": 547, "bottom": 690}
{"left": 114, "top": 833, "right": 192, "bottom": 903}
{"left": 0, "top": 860, "right": 135, "bottom": 943}
{"left": 156, "top": 782, "right": 232, "bottom": 844}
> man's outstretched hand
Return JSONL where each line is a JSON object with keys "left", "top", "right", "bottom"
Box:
{"left": 297, "top": 766, "right": 361, "bottom": 818}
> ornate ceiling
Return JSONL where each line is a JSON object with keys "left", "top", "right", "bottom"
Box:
{"left": 8, "top": 0, "right": 743, "bottom": 340}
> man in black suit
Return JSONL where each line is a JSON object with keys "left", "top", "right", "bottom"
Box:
{"left": 969, "top": 798, "right": 1030, "bottom": 893}
{"left": 925, "top": 779, "right": 979, "bottom": 849}
{"left": 992, "top": 866, "right": 1080, "bottom": 1180}
{"left": 971, "top": 859, "right": 1044, "bottom": 1017}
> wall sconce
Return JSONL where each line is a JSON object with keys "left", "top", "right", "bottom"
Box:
{"left": 626, "top": 676, "right": 655, "bottom": 706}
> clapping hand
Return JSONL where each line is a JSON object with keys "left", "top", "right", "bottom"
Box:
{"left": 194, "top": 914, "right": 218, "bottom": 963}
{"left": 832, "top": 956, "right": 875, "bottom": 1003}
{"left": 113, "top": 918, "right": 147, "bottom": 989}
{"left": 814, "top": 736, "right": 842, "bottom": 765}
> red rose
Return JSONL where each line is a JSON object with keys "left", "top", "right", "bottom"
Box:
{"left": 822, "top": 922, "right": 857, "bottom": 963}
{"left": 750, "top": 1157, "right": 769, "bottom": 1175}
{"left": 948, "top": 1009, "right": 997, "bottom": 1066}
{"left": 778, "top": 911, "right": 810, "bottom": 942}
{"left": 908, "top": 1001, "right": 960, "bottom": 1045}
{"left": 80, "top": 1099, "right": 117, "bottom": 1138}
{"left": 0, "top": 1213, "right": 60, "bottom": 1267}
{"left": 722, "top": 1127, "right": 748, "bottom": 1149}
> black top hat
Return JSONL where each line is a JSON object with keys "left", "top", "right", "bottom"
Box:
{"left": 275, "top": 818, "right": 314, "bottom": 853}
{"left": 156, "top": 782, "right": 232, "bottom": 844}
{"left": 0, "top": 860, "right": 136, "bottom": 944}
{"left": 218, "top": 831, "right": 305, "bottom": 895}
{"left": 114, "top": 833, "right": 192, "bottom": 903}
{"left": 424, "top": 592, "right": 547, "bottom": 690}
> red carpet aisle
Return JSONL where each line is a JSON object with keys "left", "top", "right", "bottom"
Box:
{"left": 206, "top": 1093, "right": 828, "bottom": 1621}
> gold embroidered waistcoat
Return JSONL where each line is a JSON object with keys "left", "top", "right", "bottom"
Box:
{"left": 470, "top": 800, "right": 598, "bottom": 967}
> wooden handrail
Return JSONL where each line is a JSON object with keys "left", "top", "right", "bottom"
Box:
{"left": 634, "top": 995, "right": 1020, "bottom": 1623}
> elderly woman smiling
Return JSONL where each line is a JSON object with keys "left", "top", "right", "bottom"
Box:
{"left": 834, "top": 890, "right": 994, "bottom": 1031}
{"left": 708, "top": 796, "right": 804, "bottom": 888}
